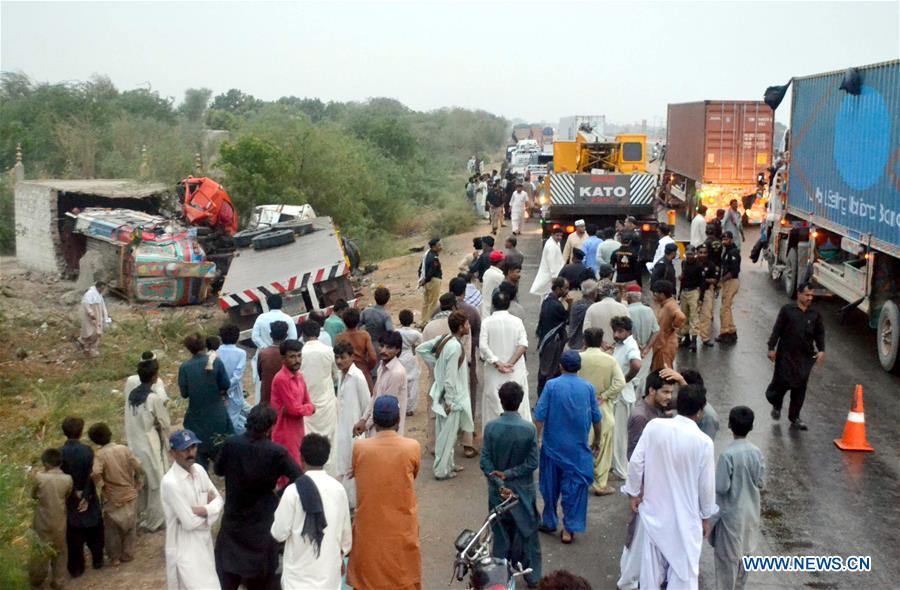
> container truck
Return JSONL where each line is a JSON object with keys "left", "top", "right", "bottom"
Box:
{"left": 665, "top": 101, "right": 774, "bottom": 224}
{"left": 763, "top": 59, "right": 900, "bottom": 372}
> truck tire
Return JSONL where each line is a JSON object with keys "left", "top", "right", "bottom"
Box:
{"left": 783, "top": 248, "right": 798, "bottom": 298}
{"left": 252, "top": 229, "right": 295, "bottom": 250}
{"left": 275, "top": 221, "right": 315, "bottom": 236}
{"left": 876, "top": 300, "right": 900, "bottom": 373}
{"left": 233, "top": 228, "right": 272, "bottom": 248}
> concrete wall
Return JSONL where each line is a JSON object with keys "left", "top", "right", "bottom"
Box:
{"left": 14, "top": 183, "right": 61, "bottom": 273}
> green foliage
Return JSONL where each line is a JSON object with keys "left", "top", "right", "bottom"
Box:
{"left": 0, "top": 72, "right": 508, "bottom": 260}
{"left": 178, "top": 88, "right": 212, "bottom": 123}
{"left": 0, "top": 176, "right": 15, "bottom": 254}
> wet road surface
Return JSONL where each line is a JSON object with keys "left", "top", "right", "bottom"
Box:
{"left": 415, "top": 222, "right": 900, "bottom": 589}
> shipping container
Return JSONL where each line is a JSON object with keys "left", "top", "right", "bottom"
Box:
{"left": 786, "top": 60, "right": 900, "bottom": 257}
{"left": 666, "top": 101, "right": 773, "bottom": 222}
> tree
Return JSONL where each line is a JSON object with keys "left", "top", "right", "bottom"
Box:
{"left": 118, "top": 89, "right": 176, "bottom": 123}
{"left": 178, "top": 87, "right": 212, "bottom": 122}
{"left": 210, "top": 89, "right": 262, "bottom": 115}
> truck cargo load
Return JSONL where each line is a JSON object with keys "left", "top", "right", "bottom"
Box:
{"left": 666, "top": 101, "right": 773, "bottom": 223}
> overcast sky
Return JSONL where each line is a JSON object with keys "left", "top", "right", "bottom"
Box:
{"left": 2, "top": 1, "right": 898, "bottom": 125}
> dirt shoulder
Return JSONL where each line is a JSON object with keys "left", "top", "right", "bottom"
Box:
{"left": 0, "top": 218, "right": 490, "bottom": 588}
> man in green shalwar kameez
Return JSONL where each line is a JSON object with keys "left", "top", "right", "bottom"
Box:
{"left": 416, "top": 311, "right": 473, "bottom": 480}
{"left": 480, "top": 381, "right": 542, "bottom": 588}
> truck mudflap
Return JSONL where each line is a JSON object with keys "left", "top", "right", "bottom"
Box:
{"left": 218, "top": 260, "right": 348, "bottom": 311}
{"left": 549, "top": 173, "right": 656, "bottom": 206}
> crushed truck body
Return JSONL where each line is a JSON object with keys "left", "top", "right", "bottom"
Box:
{"left": 72, "top": 208, "right": 216, "bottom": 305}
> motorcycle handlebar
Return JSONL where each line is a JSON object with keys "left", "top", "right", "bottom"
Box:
{"left": 493, "top": 494, "right": 520, "bottom": 516}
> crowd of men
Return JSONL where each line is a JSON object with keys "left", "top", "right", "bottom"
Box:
{"left": 465, "top": 169, "right": 542, "bottom": 237}
{"left": 33, "top": 178, "right": 826, "bottom": 589}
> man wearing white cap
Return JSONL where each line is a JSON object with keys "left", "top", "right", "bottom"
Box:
{"left": 562, "top": 220, "right": 589, "bottom": 264}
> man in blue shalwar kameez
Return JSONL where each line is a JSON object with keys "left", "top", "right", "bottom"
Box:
{"left": 480, "top": 382, "right": 542, "bottom": 587}
{"left": 534, "top": 350, "right": 601, "bottom": 544}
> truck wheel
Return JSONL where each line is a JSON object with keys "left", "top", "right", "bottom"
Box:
{"left": 233, "top": 228, "right": 272, "bottom": 248}
{"left": 783, "top": 248, "right": 798, "bottom": 298}
{"left": 252, "top": 229, "right": 295, "bottom": 250}
{"left": 877, "top": 300, "right": 900, "bottom": 373}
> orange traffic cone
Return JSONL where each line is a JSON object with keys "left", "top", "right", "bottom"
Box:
{"left": 833, "top": 384, "right": 874, "bottom": 452}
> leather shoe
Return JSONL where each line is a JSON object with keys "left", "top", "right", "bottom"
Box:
{"left": 771, "top": 407, "right": 781, "bottom": 420}
{"left": 790, "top": 419, "right": 808, "bottom": 431}
{"left": 538, "top": 525, "right": 557, "bottom": 535}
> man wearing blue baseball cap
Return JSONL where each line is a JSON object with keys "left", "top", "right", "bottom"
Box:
{"left": 347, "top": 396, "right": 422, "bottom": 590}
{"left": 160, "top": 429, "right": 223, "bottom": 589}
{"left": 534, "top": 350, "right": 602, "bottom": 545}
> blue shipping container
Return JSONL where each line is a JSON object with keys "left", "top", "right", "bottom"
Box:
{"left": 787, "top": 59, "right": 900, "bottom": 257}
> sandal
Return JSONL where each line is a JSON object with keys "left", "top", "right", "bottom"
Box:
{"left": 561, "top": 530, "right": 574, "bottom": 544}
{"left": 453, "top": 465, "right": 464, "bottom": 472}
{"left": 463, "top": 446, "right": 478, "bottom": 458}
{"left": 435, "top": 472, "right": 458, "bottom": 481}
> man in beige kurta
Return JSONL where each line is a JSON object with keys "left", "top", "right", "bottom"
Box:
{"left": 79, "top": 281, "right": 110, "bottom": 357}
{"left": 300, "top": 324, "right": 339, "bottom": 474}
{"left": 90, "top": 423, "right": 145, "bottom": 565}
{"left": 579, "top": 329, "right": 626, "bottom": 495}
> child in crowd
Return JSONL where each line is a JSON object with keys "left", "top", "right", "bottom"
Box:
{"left": 29, "top": 448, "right": 73, "bottom": 589}
{"left": 205, "top": 335, "right": 221, "bottom": 372}
{"left": 89, "top": 422, "right": 145, "bottom": 567}
{"left": 396, "top": 310, "right": 423, "bottom": 416}
{"left": 710, "top": 406, "right": 766, "bottom": 590}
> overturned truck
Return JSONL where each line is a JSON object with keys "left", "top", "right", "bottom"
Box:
{"left": 14, "top": 178, "right": 357, "bottom": 333}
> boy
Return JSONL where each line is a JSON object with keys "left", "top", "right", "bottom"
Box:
{"left": 59, "top": 416, "right": 104, "bottom": 576}
{"left": 89, "top": 422, "right": 145, "bottom": 566}
{"left": 396, "top": 310, "right": 423, "bottom": 416}
{"left": 711, "top": 406, "right": 766, "bottom": 590}
{"left": 29, "top": 448, "right": 73, "bottom": 589}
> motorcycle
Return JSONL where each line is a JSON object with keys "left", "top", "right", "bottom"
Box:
{"left": 450, "top": 494, "right": 534, "bottom": 589}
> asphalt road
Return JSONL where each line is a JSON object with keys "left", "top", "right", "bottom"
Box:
{"left": 414, "top": 220, "right": 900, "bottom": 589}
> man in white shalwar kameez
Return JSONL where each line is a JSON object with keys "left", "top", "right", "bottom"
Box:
{"left": 480, "top": 251, "right": 506, "bottom": 317}
{"left": 124, "top": 359, "right": 171, "bottom": 532}
{"left": 271, "top": 434, "right": 352, "bottom": 590}
{"left": 529, "top": 228, "right": 565, "bottom": 297}
{"left": 510, "top": 184, "right": 529, "bottom": 235}
{"left": 161, "top": 429, "right": 224, "bottom": 590}
{"left": 479, "top": 292, "right": 532, "bottom": 432}
{"left": 251, "top": 294, "right": 298, "bottom": 404}
{"left": 622, "top": 384, "right": 716, "bottom": 590}
{"left": 333, "top": 341, "right": 370, "bottom": 508}
{"left": 299, "top": 321, "right": 339, "bottom": 476}
{"left": 79, "top": 281, "right": 110, "bottom": 357}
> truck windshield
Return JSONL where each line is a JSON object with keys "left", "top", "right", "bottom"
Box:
{"left": 622, "top": 142, "right": 643, "bottom": 162}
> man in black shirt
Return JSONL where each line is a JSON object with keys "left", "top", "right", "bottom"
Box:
{"left": 59, "top": 416, "right": 104, "bottom": 576}
{"left": 765, "top": 282, "right": 825, "bottom": 430}
{"left": 215, "top": 405, "right": 304, "bottom": 590}
{"left": 704, "top": 225, "right": 723, "bottom": 268}
{"left": 419, "top": 237, "right": 443, "bottom": 323}
{"left": 486, "top": 184, "right": 504, "bottom": 235}
{"left": 469, "top": 235, "right": 495, "bottom": 281}
{"left": 650, "top": 242, "right": 677, "bottom": 287}
{"left": 696, "top": 244, "right": 720, "bottom": 347}
{"left": 558, "top": 248, "right": 596, "bottom": 291}
{"left": 537, "top": 277, "right": 570, "bottom": 395}
{"left": 613, "top": 234, "right": 642, "bottom": 286}
{"left": 717, "top": 232, "right": 741, "bottom": 343}
{"left": 678, "top": 246, "right": 704, "bottom": 352}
